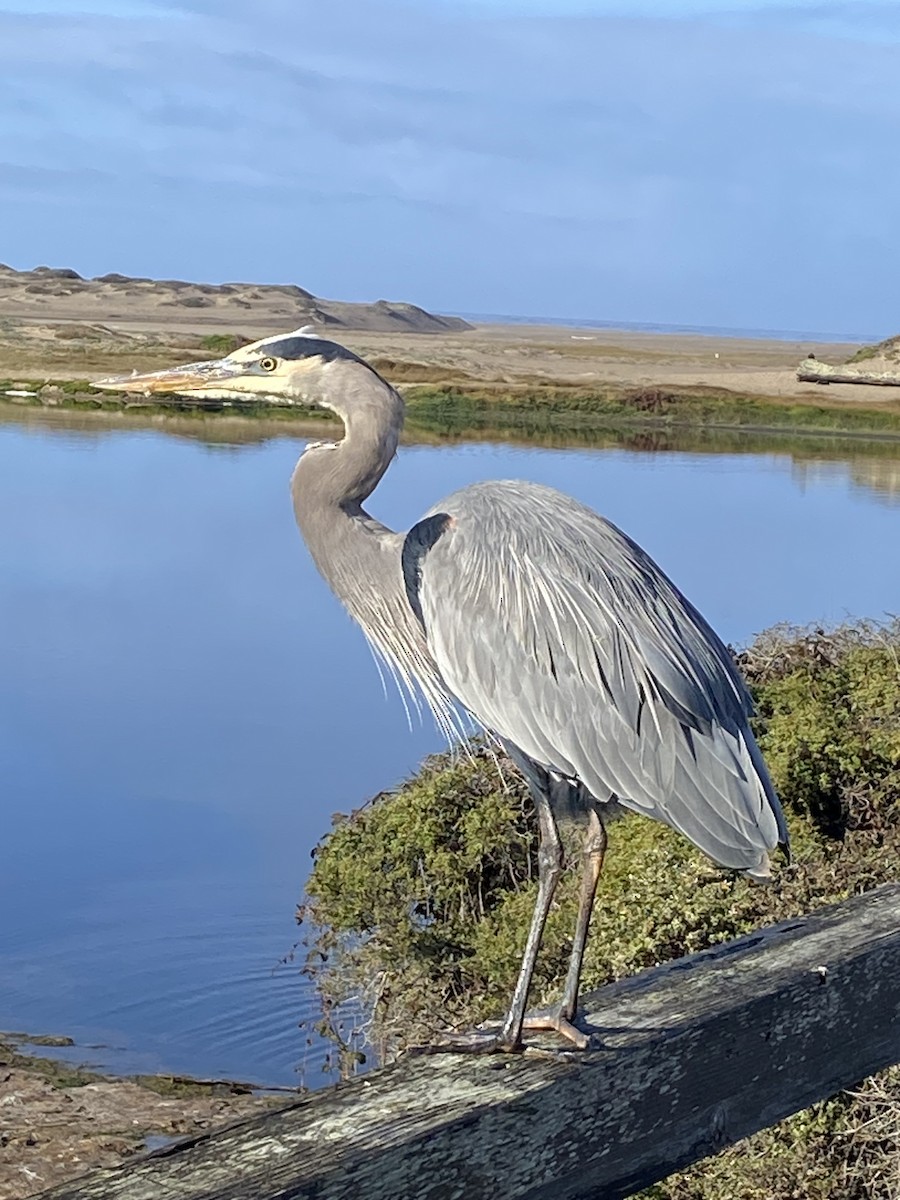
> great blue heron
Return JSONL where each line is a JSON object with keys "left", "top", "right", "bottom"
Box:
{"left": 95, "top": 328, "right": 789, "bottom": 1052}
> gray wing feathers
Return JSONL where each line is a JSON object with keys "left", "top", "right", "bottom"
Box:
{"left": 329, "top": 521, "right": 463, "bottom": 745}
{"left": 412, "top": 480, "right": 787, "bottom": 877}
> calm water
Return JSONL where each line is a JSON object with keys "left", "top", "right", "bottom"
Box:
{"left": 1, "top": 417, "right": 898, "bottom": 1087}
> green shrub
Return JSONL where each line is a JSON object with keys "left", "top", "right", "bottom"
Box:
{"left": 199, "top": 333, "right": 249, "bottom": 355}
{"left": 847, "top": 335, "right": 900, "bottom": 366}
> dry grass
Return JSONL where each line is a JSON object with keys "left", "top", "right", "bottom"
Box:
{"left": 0, "top": 321, "right": 207, "bottom": 377}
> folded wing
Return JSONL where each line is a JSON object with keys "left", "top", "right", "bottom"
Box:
{"left": 405, "top": 480, "right": 788, "bottom": 877}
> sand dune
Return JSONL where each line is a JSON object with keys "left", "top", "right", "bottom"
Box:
{"left": 0, "top": 264, "right": 472, "bottom": 335}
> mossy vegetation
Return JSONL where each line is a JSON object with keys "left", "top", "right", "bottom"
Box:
{"left": 299, "top": 622, "right": 900, "bottom": 1197}
{"left": 0, "top": 1033, "right": 272, "bottom": 1098}
{"left": 0, "top": 1035, "right": 99, "bottom": 1090}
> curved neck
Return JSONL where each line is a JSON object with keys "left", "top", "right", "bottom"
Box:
{"left": 289, "top": 362, "right": 451, "bottom": 728}
{"left": 290, "top": 368, "right": 404, "bottom": 578}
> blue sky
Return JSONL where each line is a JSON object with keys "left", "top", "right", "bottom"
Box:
{"left": 1, "top": 1, "right": 898, "bottom": 332}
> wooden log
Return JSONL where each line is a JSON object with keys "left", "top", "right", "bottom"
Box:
{"left": 797, "top": 357, "right": 900, "bottom": 386}
{"left": 37, "top": 884, "right": 900, "bottom": 1200}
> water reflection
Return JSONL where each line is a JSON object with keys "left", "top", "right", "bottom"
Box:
{"left": 0, "top": 409, "right": 898, "bottom": 1087}
{"left": 790, "top": 456, "right": 900, "bottom": 505}
{"left": 409, "top": 420, "right": 900, "bottom": 508}
{"left": 6, "top": 401, "right": 900, "bottom": 506}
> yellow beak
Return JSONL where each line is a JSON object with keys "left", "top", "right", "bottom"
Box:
{"left": 93, "top": 357, "right": 244, "bottom": 397}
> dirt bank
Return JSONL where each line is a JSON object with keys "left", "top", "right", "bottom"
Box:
{"left": 0, "top": 1034, "right": 287, "bottom": 1199}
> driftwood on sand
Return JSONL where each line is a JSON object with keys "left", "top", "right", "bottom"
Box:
{"left": 797, "top": 356, "right": 900, "bottom": 387}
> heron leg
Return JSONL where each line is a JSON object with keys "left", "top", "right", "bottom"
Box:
{"left": 497, "top": 789, "right": 564, "bottom": 1049}
{"left": 562, "top": 805, "right": 606, "bottom": 1020}
{"left": 519, "top": 805, "right": 606, "bottom": 1048}
{"left": 424, "top": 787, "right": 563, "bottom": 1054}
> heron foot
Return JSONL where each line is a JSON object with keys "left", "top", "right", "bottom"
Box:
{"left": 520, "top": 1010, "right": 592, "bottom": 1050}
{"left": 407, "top": 1029, "right": 522, "bottom": 1056}
{"left": 409, "top": 1009, "right": 595, "bottom": 1056}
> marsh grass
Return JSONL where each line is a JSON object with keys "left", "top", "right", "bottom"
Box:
{"left": 5, "top": 373, "right": 900, "bottom": 441}
{"left": 403, "top": 383, "right": 900, "bottom": 438}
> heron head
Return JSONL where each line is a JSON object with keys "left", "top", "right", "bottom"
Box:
{"left": 92, "top": 328, "right": 368, "bottom": 407}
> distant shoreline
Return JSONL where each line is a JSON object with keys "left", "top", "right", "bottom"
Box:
{"left": 450, "top": 312, "right": 884, "bottom": 346}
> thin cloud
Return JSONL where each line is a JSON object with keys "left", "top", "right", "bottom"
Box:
{"left": 0, "top": 0, "right": 897, "bottom": 331}
{"left": 0, "top": 1, "right": 187, "bottom": 16}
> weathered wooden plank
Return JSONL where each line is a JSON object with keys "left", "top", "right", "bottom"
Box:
{"left": 796, "top": 357, "right": 900, "bottom": 386}
{"left": 37, "top": 884, "right": 900, "bottom": 1200}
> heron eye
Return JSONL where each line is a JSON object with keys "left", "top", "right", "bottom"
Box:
{"left": 259, "top": 356, "right": 278, "bottom": 372}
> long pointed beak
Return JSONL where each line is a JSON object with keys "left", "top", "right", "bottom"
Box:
{"left": 93, "top": 357, "right": 244, "bottom": 396}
